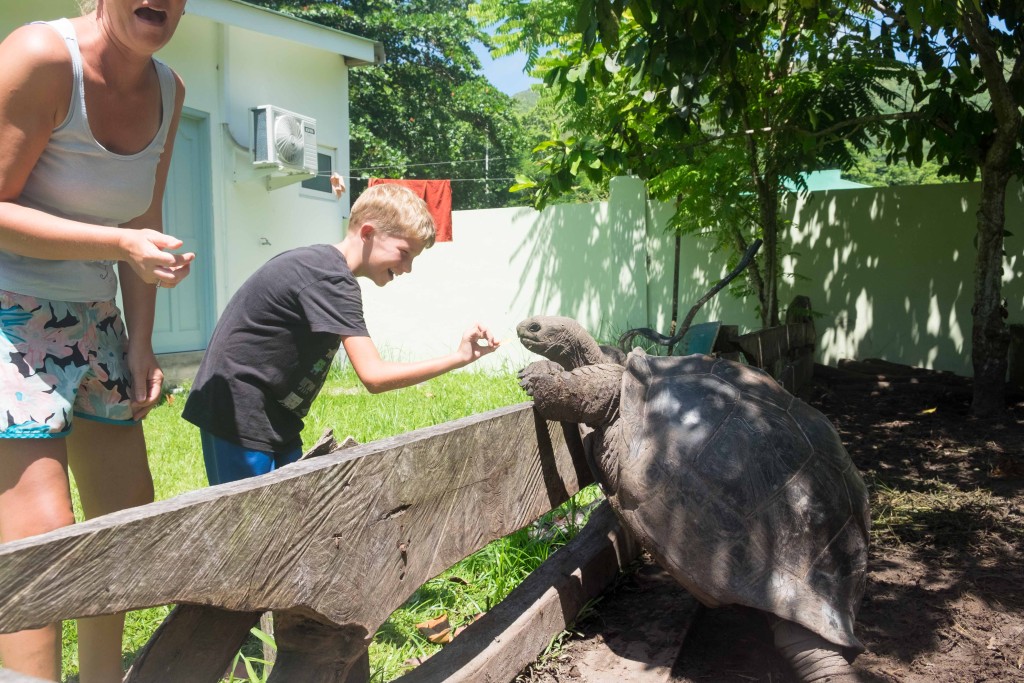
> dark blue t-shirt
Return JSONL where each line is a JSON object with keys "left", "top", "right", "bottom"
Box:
{"left": 183, "top": 245, "right": 368, "bottom": 452}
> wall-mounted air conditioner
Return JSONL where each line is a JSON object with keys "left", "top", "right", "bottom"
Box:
{"left": 251, "top": 104, "right": 318, "bottom": 175}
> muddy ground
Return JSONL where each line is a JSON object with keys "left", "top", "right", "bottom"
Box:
{"left": 519, "top": 361, "right": 1024, "bottom": 683}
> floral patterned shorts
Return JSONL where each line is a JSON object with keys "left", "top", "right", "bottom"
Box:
{"left": 0, "top": 288, "right": 134, "bottom": 438}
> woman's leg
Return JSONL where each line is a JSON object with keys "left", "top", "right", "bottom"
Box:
{"left": 0, "top": 438, "right": 74, "bottom": 680}
{"left": 67, "top": 419, "right": 154, "bottom": 683}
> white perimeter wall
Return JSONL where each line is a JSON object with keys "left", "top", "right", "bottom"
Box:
{"left": 358, "top": 176, "right": 651, "bottom": 372}
{"left": 364, "top": 178, "right": 1024, "bottom": 377}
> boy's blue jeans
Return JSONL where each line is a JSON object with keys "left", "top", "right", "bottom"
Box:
{"left": 200, "top": 430, "right": 303, "bottom": 485}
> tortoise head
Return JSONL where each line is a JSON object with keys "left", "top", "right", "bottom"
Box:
{"left": 517, "top": 316, "right": 607, "bottom": 370}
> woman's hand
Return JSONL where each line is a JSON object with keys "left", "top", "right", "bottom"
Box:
{"left": 127, "top": 344, "right": 164, "bottom": 421}
{"left": 120, "top": 228, "right": 195, "bottom": 287}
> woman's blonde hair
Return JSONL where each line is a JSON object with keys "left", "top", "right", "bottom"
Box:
{"left": 77, "top": 0, "right": 97, "bottom": 14}
{"left": 348, "top": 184, "right": 436, "bottom": 248}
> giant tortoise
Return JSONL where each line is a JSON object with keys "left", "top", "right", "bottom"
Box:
{"left": 517, "top": 315, "right": 870, "bottom": 683}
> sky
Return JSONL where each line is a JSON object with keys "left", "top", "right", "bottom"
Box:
{"left": 472, "top": 41, "right": 541, "bottom": 96}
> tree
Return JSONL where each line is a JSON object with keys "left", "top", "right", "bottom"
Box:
{"left": 845, "top": 145, "right": 947, "bottom": 186}
{"left": 864, "top": 0, "right": 1024, "bottom": 416}
{"left": 481, "top": 0, "right": 904, "bottom": 327}
{"left": 246, "top": 0, "right": 532, "bottom": 209}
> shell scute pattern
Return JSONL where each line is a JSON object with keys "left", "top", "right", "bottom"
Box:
{"left": 615, "top": 351, "right": 867, "bottom": 650}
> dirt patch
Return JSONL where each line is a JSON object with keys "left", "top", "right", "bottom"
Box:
{"left": 520, "top": 363, "right": 1024, "bottom": 682}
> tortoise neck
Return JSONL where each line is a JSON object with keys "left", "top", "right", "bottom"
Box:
{"left": 562, "top": 336, "right": 606, "bottom": 369}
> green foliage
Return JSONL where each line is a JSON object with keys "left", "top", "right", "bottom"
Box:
{"left": 511, "top": 85, "right": 610, "bottom": 204}
{"left": 243, "top": 0, "right": 535, "bottom": 209}
{"left": 845, "top": 145, "right": 949, "bottom": 186}
{"left": 481, "top": 0, "right": 908, "bottom": 326}
{"left": 867, "top": 1, "right": 1024, "bottom": 183}
{"left": 223, "top": 627, "right": 276, "bottom": 683}
{"left": 471, "top": 0, "right": 578, "bottom": 71}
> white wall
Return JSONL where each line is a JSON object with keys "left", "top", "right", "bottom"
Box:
{"left": 358, "top": 176, "right": 650, "bottom": 372}
{"left": 208, "top": 24, "right": 350, "bottom": 304}
{"left": 363, "top": 178, "right": 1024, "bottom": 378}
{"left": 162, "top": 18, "right": 352, "bottom": 308}
{"left": 650, "top": 181, "right": 1024, "bottom": 376}
{"left": 784, "top": 182, "right": 1024, "bottom": 375}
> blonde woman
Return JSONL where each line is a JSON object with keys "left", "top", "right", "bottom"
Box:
{"left": 0, "top": 1, "right": 191, "bottom": 680}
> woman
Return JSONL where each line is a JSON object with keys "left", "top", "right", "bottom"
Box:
{"left": 0, "top": 1, "right": 192, "bottom": 680}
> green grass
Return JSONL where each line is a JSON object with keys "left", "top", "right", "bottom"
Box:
{"left": 57, "top": 362, "right": 601, "bottom": 682}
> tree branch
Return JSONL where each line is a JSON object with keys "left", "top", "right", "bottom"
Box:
{"left": 864, "top": 0, "right": 903, "bottom": 25}
{"left": 1010, "top": 52, "right": 1024, "bottom": 91}
{"left": 959, "top": 11, "right": 1022, "bottom": 176}
{"left": 961, "top": 7, "right": 1020, "bottom": 135}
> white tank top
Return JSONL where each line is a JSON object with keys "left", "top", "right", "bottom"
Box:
{"left": 0, "top": 18, "right": 178, "bottom": 302}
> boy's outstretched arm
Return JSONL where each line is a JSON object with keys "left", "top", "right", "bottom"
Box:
{"left": 342, "top": 323, "right": 499, "bottom": 394}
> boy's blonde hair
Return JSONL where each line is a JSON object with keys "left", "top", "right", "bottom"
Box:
{"left": 349, "top": 184, "right": 436, "bottom": 248}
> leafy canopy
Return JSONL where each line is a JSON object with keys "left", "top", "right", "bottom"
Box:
{"left": 245, "top": 0, "right": 533, "bottom": 209}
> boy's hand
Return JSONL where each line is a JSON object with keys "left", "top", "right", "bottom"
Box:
{"left": 459, "top": 323, "right": 500, "bottom": 364}
{"left": 331, "top": 172, "right": 346, "bottom": 198}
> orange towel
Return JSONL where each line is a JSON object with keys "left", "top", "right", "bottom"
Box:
{"left": 368, "top": 178, "right": 453, "bottom": 242}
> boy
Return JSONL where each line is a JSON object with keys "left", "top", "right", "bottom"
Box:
{"left": 182, "top": 184, "right": 499, "bottom": 484}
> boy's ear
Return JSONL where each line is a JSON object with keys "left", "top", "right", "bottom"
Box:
{"left": 358, "top": 223, "right": 376, "bottom": 241}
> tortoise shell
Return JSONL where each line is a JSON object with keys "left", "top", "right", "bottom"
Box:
{"left": 610, "top": 350, "right": 869, "bottom": 650}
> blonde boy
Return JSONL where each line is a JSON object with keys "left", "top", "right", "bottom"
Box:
{"left": 183, "top": 184, "right": 498, "bottom": 483}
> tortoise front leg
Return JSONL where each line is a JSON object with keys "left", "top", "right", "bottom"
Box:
{"left": 518, "top": 361, "right": 624, "bottom": 428}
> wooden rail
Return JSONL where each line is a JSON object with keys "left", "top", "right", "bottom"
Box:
{"left": 0, "top": 404, "right": 639, "bottom": 683}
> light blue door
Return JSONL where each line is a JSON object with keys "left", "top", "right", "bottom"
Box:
{"left": 154, "top": 109, "right": 214, "bottom": 353}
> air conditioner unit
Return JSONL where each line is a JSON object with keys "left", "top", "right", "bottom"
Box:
{"left": 251, "top": 104, "right": 318, "bottom": 175}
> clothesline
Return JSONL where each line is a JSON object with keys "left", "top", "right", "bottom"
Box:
{"left": 348, "top": 156, "right": 519, "bottom": 172}
{"left": 314, "top": 172, "right": 516, "bottom": 183}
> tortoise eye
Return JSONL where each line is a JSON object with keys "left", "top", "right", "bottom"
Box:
{"left": 529, "top": 323, "right": 541, "bottom": 332}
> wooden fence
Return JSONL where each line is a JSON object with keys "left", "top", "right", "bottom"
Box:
{"left": 0, "top": 406, "right": 639, "bottom": 683}
{"left": 0, "top": 310, "right": 816, "bottom": 683}
{"left": 685, "top": 295, "right": 817, "bottom": 396}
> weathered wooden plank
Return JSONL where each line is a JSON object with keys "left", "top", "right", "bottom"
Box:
{"left": 263, "top": 609, "right": 370, "bottom": 683}
{"left": 790, "top": 321, "right": 815, "bottom": 349}
{"left": 260, "top": 611, "right": 277, "bottom": 666}
{"left": 735, "top": 322, "right": 815, "bottom": 372}
{"left": 393, "top": 501, "right": 639, "bottom": 683}
{"left": 735, "top": 330, "right": 764, "bottom": 367}
{"left": 713, "top": 325, "right": 742, "bottom": 361}
{"left": 784, "top": 295, "right": 814, "bottom": 324}
{"left": 124, "top": 605, "right": 259, "bottom": 683}
{"left": 0, "top": 404, "right": 588, "bottom": 654}
{"left": 124, "top": 605, "right": 372, "bottom": 683}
